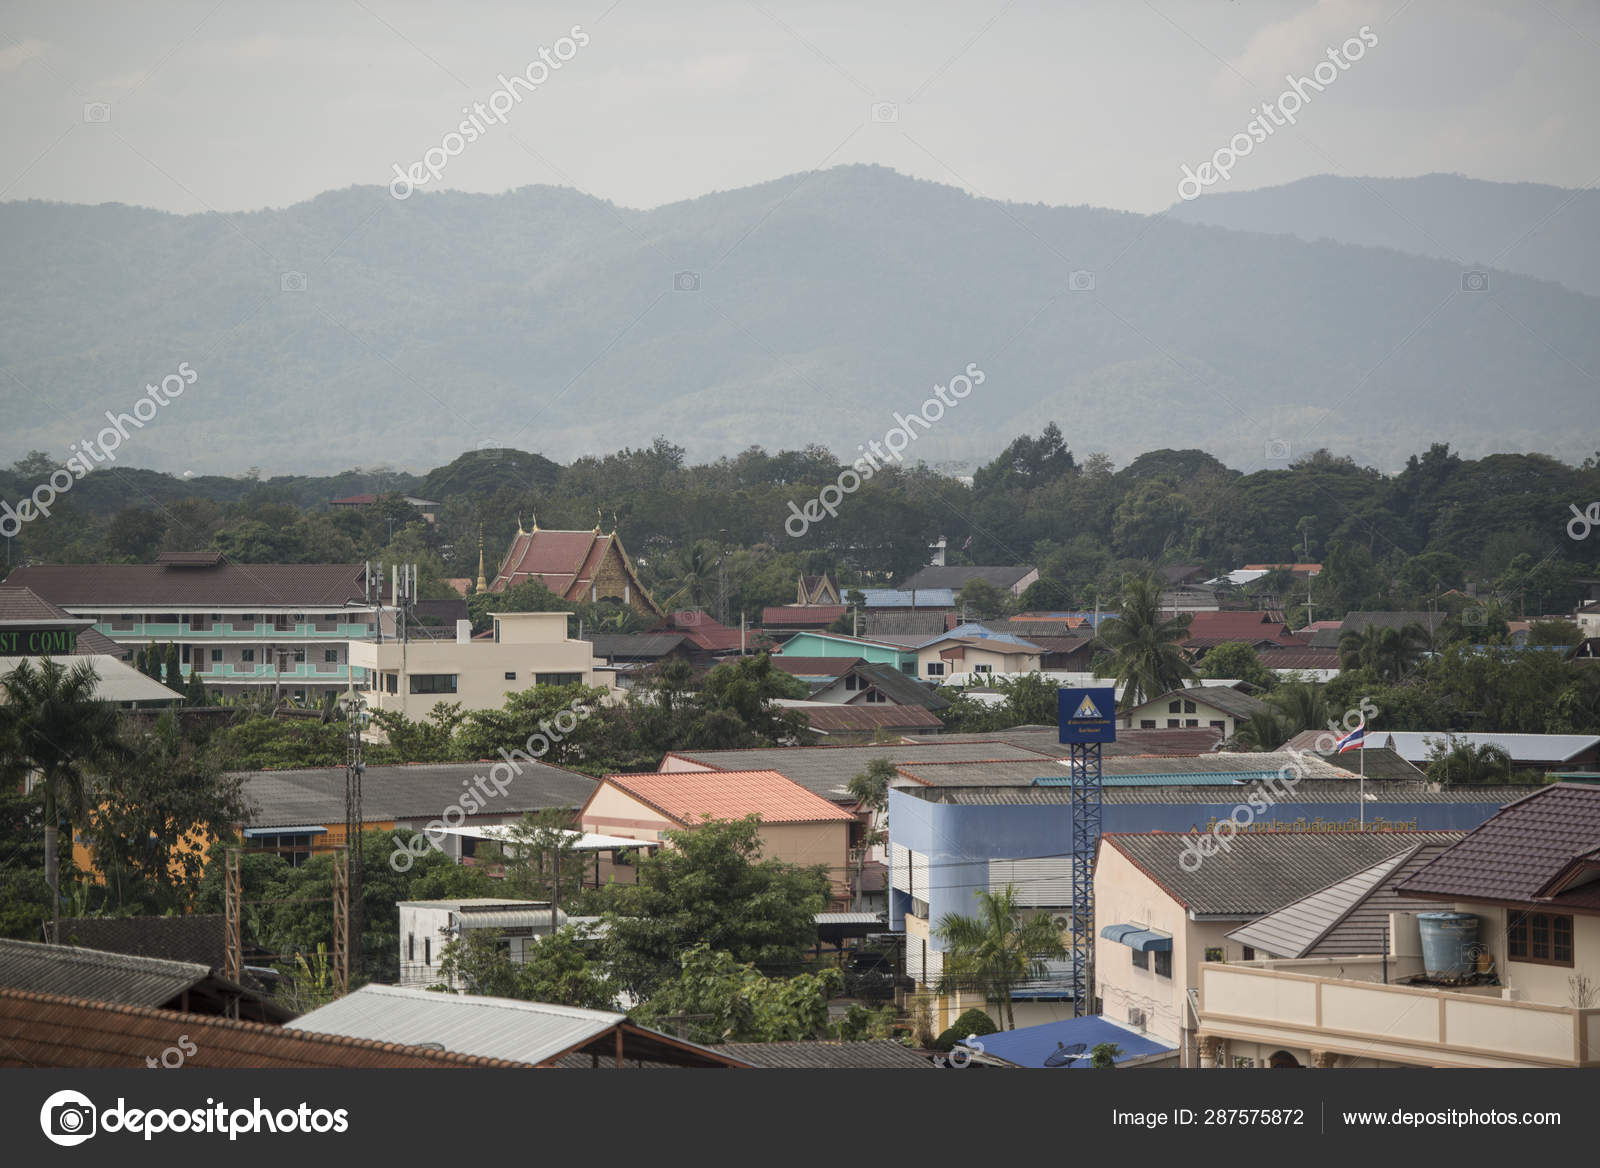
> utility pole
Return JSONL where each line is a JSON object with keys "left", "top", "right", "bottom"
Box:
{"left": 343, "top": 698, "right": 364, "bottom": 985}
{"left": 224, "top": 848, "right": 242, "bottom": 1010}
{"left": 332, "top": 844, "right": 349, "bottom": 995}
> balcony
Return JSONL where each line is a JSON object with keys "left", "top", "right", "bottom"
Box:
{"left": 1199, "top": 964, "right": 1600, "bottom": 1068}
{"left": 96, "top": 621, "right": 374, "bottom": 639}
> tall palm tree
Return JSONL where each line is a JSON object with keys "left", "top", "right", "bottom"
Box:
{"left": 935, "top": 884, "right": 1067, "bottom": 1030}
{"left": 1091, "top": 575, "right": 1195, "bottom": 708}
{"left": 847, "top": 758, "right": 894, "bottom": 911}
{"left": 1266, "top": 678, "right": 1329, "bottom": 736}
{"left": 1232, "top": 709, "right": 1290, "bottom": 751}
{"left": 1338, "top": 621, "right": 1429, "bottom": 682}
{"left": 0, "top": 658, "right": 118, "bottom": 942}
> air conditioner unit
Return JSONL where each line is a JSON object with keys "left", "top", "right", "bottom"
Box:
{"left": 1127, "top": 1007, "right": 1146, "bottom": 1032}
{"left": 1052, "top": 916, "right": 1071, "bottom": 931}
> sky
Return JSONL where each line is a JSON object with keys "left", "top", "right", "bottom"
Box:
{"left": 1, "top": 0, "right": 1598, "bottom": 217}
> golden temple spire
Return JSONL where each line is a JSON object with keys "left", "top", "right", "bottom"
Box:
{"left": 475, "top": 527, "right": 487, "bottom": 593}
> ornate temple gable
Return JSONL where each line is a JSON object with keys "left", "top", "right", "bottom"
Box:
{"left": 489, "top": 521, "right": 661, "bottom": 620}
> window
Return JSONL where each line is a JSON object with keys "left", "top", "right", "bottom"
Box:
{"left": 1140, "top": 719, "right": 1157, "bottom": 729}
{"left": 1168, "top": 700, "right": 1181, "bottom": 713}
{"left": 210, "top": 649, "right": 222, "bottom": 663}
{"left": 1204, "top": 947, "right": 1224, "bottom": 962}
{"left": 241, "top": 649, "right": 255, "bottom": 663}
{"left": 407, "top": 934, "right": 414, "bottom": 961}
{"left": 1167, "top": 718, "right": 1179, "bottom": 728}
{"left": 409, "top": 674, "right": 458, "bottom": 695}
{"left": 424, "top": 938, "right": 431, "bottom": 966}
{"left": 1185, "top": 719, "right": 1199, "bottom": 727}
{"left": 324, "top": 649, "right": 339, "bottom": 663}
{"left": 1183, "top": 700, "right": 1196, "bottom": 714}
{"left": 1209, "top": 720, "right": 1225, "bottom": 729}
{"left": 972, "top": 664, "right": 992, "bottom": 674}
{"left": 1131, "top": 948, "right": 1149, "bottom": 970}
{"left": 1241, "top": 946, "right": 1255, "bottom": 961}
{"left": 384, "top": 672, "right": 399, "bottom": 694}
{"left": 535, "top": 672, "right": 582, "bottom": 687}
{"left": 292, "top": 648, "right": 306, "bottom": 663}
{"left": 844, "top": 674, "right": 861, "bottom": 690}
{"left": 1154, "top": 950, "right": 1172, "bottom": 978}
{"left": 1507, "top": 912, "right": 1574, "bottom": 966}
{"left": 504, "top": 671, "right": 517, "bottom": 681}
{"left": 864, "top": 689, "right": 885, "bottom": 703}
{"left": 240, "top": 614, "right": 257, "bottom": 623}
{"left": 926, "top": 662, "right": 945, "bottom": 677}
{"left": 180, "top": 644, "right": 191, "bottom": 663}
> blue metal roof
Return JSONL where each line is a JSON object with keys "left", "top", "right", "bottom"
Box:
{"left": 1100, "top": 923, "right": 1172, "bottom": 951}
{"left": 860, "top": 588, "right": 956, "bottom": 608}
{"left": 959, "top": 1015, "right": 1174, "bottom": 1068}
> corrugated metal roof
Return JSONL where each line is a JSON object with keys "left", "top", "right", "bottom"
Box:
{"left": 1366, "top": 731, "right": 1600, "bottom": 764}
{"left": 814, "top": 912, "right": 885, "bottom": 925}
{"left": 287, "top": 984, "right": 626, "bottom": 1065}
{"left": 0, "top": 655, "right": 182, "bottom": 703}
{"left": 598, "top": 770, "right": 856, "bottom": 825}
{"left": 664, "top": 741, "right": 1057, "bottom": 801}
{"left": 0, "top": 938, "right": 211, "bottom": 1008}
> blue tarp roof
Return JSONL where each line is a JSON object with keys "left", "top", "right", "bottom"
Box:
{"left": 959, "top": 1015, "right": 1174, "bottom": 1068}
{"left": 1100, "top": 923, "right": 1173, "bottom": 951}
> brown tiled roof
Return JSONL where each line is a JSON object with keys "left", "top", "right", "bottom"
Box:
{"left": 491, "top": 528, "right": 661, "bottom": 616}
{"left": 73, "top": 628, "right": 127, "bottom": 655}
{"left": 0, "top": 585, "right": 81, "bottom": 622}
{"left": 802, "top": 704, "right": 944, "bottom": 732}
{"left": 762, "top": 605, "right": 847, "bottom": 625}
{"left": 5, "top": 563, "right": 381, "bottom": 607}
{"left": 1398, "top": 783, "right": 1600, "bottom": 911}
{"left": 0, "top": 986, "right": 536, "bottom": 1068}
{"left": 769, "top": 656, "right": 860, "bottom": 678}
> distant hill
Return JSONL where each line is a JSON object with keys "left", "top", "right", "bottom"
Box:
{"left": 1167, "top": 173, "right": 1600, "bottom": 297}
{"left": 3, "top": 166, "right": 1597, "bottom": 475}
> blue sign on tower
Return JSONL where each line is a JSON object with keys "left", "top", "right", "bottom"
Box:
{"left": 1058, "top": 687, "right": 1116, "bottom": 744}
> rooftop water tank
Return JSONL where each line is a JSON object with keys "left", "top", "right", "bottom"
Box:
{"left": 1417, "top": 912, "right": 1479, "bottom": 980}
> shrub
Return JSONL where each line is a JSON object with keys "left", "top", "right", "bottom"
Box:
{"left": 932, "top": 1007, "right": 999, "bottom": 1051}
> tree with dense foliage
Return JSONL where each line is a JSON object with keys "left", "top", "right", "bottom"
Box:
{"left": 600, "top": 816, "right": 831, "bottom": 996}
{"left": 1091, "top": 575, "right": 1195, "bottom": 707}
{"left": 936, "top": 884, "right": 1067, "bottom": 1030}
{"left": 1424, "top": 736, "right": 1516, "bottom": 786}
{"left": 847, "top": 757, "right": 894, "bottom": 910}
{"left": 163, "top": 643, "right": 183, "bottom": 693}
{"left": 1197, "top": 641, "right": 1277, "bottom": 691}
{"left": 630, "top": 943, "right": 840, "bottom": 1044}
{"left": 1338, "top": 622, "right": 1430, "bottom": 683}
{"left": 932, "top": 1007, "right": 999, "bottom": 1052}
{"left": 1090, "top": 1042, "right": 1123, "bottom": 1068}
{"left": 0, "top": 658, "right": 119, "bottom": 942}
{"left": 434, "top": 925, "right": 619, "bottom": 1009}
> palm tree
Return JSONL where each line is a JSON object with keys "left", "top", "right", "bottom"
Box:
{"left": 1232, "top": 709, "right": 1290, "bottom": 751}
{"left": 1425, "top": 737, "right": 1513, "bottom": 786}
{"left": 1266, "top": 678, "right": 1328, "bottom": 736}
{"left": 1337, "top": 621, "right": 1429, "bottom": 682}
{"left": 660, "top": 541, "right": 718, "bottom": 612}
{"left": 1091, "top": 575, "right": 1195, "bottom": 708}
{"left": 935, "top": 884, "right": 1067, "bottom": 1030}
{"left": 0, "top": 658, "right": 118, "bottom": 942}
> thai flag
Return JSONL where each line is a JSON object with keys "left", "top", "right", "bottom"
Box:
{"left": 1334, "top": 721, "right": 1365, "bottom": 753}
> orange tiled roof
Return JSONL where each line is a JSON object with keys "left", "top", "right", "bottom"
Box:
{"left": 597, "top": 769, "right": 855, "bottom": 825}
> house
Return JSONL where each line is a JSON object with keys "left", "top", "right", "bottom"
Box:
{"left": 0, "top": 939, "right": 293, "bottom": 1024}
{"left": 1254, "top": 645, "right": 1342, "bottom": 678}
{"left": 1577, "top": 603, "right": 1600, "bottom": 639}
{"left": 5, "top": 557, "right": 385, "bottom": 704}
{"left": 489, "top": 520, "right": 661, "bottom": 621}
{"left": 1569, "top": 637, "right": 1600, "bottom": 662}
{"left": 1118, "top": 685, "right": 1274, "bottom": 737}
{"left": 774, "top": 630, "right": 919, "bottom": 673}
{"left": 862, "top": 609, "right": 953, "bottom": 638}
{"left": 581, "top": 632, "right": 692, "bottom": 687}
{"left": 900, "top": 565, "right": 1040, "bottom": 597}
{"left": 286, "top": 984, "right": 750, "bottom": 1068}
{"left": 649, "top": 610, "right": 773, "bottom": 663}
{"left": 776, "top": 658, "right": 947, "bottom": 711}
{"left": 579, "top": 769, "right": 857, "bottom": 903}
{"left": 1197, "top": 783, "right": 1600, "bottom": 1068}
{"left": 351, "top": 612, "right": 610, "bottom": 719}
{"left": 1096, "top": 830, "right": 1463, "bottom": 1066}
{"left": 913, "top": 630, "right": 1043, "bottom": 682}
{"left": 1180, "top": 611, "right": 1304, "bottom": 655}
{"left": 236, "top": 759, "right": 599, "bottom": 865}
{"left": 0, "top": 986, "right": 537, "bottom": 1068}
{"left": 397, "top": 898, "right": 566, "bottom": 988}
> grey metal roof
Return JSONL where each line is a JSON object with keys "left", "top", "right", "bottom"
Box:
{"left": 814, "top": 912, "right": 885, "bottom": 925}
{"left": 1364, "top": 731, "right": 1600, "bottom": 765}
{"left": 287, "top": 984, "right": 741, "bottom": 1067}
{"left": 237, "top": 761, "right": 598, "bottom": 827}
{"left": 896, "top": 751, "right": 1357, "bottom": 788}
{"left": 718, "top": 1040, "right": 932, "bottom": 1069}
{"left": 906, "top": 725, "right": 1225, "bottom": 759}
{"left": 1138, "top": 685, "right": 1274, "bottom": 721}
{"left": 901, "top": 565, "right": 1036, "bottom": 592}
{"left": 1102, "top": 831, "right": 1465, "bottom": 916}
{"left": 0, "top": 939, "right": 210, "bottom": 1008}
{"left": 921, "top": 783, "right": 1530, "bottom": 806}
{"left": 584, "top": 633, "right": 687, "bottom": 659}
{"left": 287, "top": 985, "right": 624, "bottom": 1064}
{"left": 664, "top": 741, "right": 1057, "bottom": 801}
{"left": 1227, "top": 842, "right": 1461, "bottom": 958}
{"left": 57, "top": 915, "right": 225, "bottom": 969}
{"left": 852, "top": 661, "right": 949, "bottom": 709}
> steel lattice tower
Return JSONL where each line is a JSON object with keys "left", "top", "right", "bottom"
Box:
{"left": 1068, "top": 740, "right": 1103, "bottom": 1017}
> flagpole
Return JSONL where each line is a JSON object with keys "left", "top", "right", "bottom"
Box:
{"left": 1358, "top": 730, "right": 1366, "bottom": 829}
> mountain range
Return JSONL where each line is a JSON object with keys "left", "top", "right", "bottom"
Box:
{"left": 2, "top": 165, "right": 1595, "bottom": 476}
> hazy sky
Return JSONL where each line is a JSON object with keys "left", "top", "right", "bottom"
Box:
{"left": 2, "top": 0, "right": 1597, "bottom": 216}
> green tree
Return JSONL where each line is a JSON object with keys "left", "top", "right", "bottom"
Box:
{"left": 997, "top": 672, "right": 1061, "bottom": 726}
{"left": 184, "top": 664, "right": 207, "bottom": 706}
{"left": 0, "top": 658, "right": 118, "bottom": 942}
{"left": 935, "top": 884, "right": 1067, "bottom": 1030}
{"left": 630, "top": 943, "right": 840, "bottom": 1044}
{"left": 435, "top": 925, "right": 619, "bottom": 1009}
{"left": 1338, "top": 622, "right": 1429, "bottom": 683}
{"left": 454, "top": 682, "right": 608, "bottom": 769}
{"left": 956, "top": 578, "right": 1010, "bottom": 620}
{"left": 1232, "top": 709, "right": 1290, "bottom": 751}
{"left": 847, "top": 758, "right": 894, "bottom": 910}
{"left": 601, "top": 816, "right": 830, "bottom": 996}
{"left": 163, "top": 643, "right": 182, "bottom": 693}
{"left": 493, "top": 808, "right": 588, "bottom": 907}
{"left": 1424, "top": 736, "right": 1516, "bottom": 786}
{"left": 1091, "top": 575, "right": 1195, "bottom": 707}
{"left": 1197, "top": 641, "right": 1276, "bottom": 691}
{"left": 1090, "top": 1042, "right": 1123, "bottom": 1068}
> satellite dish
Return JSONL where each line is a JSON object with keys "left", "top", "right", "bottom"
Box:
{"left": 1043, "top": 1041, "right": 1087, "bottom": 1067}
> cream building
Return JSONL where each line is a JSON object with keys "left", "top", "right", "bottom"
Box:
{"left": 350, "top": 612, "right": 612, "bottom": 719}
{"left": 1196, "top": 784, "right": 1600, "bottom": 1068}
{"left": 915, "top": 635, "right": 1041, "bottom": 682}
